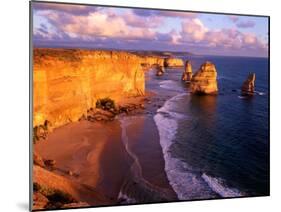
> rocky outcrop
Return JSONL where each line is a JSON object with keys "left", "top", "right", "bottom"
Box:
{"left": 156, "top": 65, "right": 165, "bottom": 76}
{"left": 141, "top": 56, "right": 164, "bottom": 69}
{"left": 33, "top": 191, "right": 49, "bottom": 210}
{"left": 190, "top": 61, "right": 218, "bottom": 95}
{"left": 33, "top": 165, "right": 108, "bottom": 210}
{"left": 33, "top": 49, "right": 145, "bottom": 129}
{"left": 182, "top": 60, "right": 193, "bottom": 82}
{"left": 33, "top": 152, "right": 45, "bottom": 168}
{"left": 241, "top": 73, "right": 255, "bottom": 96}
{"left": 164, "top": 57, "right": 184, "bottom": 67}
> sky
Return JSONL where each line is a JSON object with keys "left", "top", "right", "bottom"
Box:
{"left": 32, "top": 2, "right": 269, "bottom": 57}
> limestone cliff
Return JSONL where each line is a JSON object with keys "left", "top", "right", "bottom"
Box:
{"left": 164, "top": 58, "right": 184, "bottom": 67}
{"left": 182, "top": 60, "right": 193, "bottom": 82}
{"left": 33, "top": 49, "right": 145, "bottom": 128}
{"left": 190, "top": 61, "right": 218, "bottom": 95}
{"left": 241, "top": 73, "right": 255, "bottom": 96}
{"left": 141, "top": 56, "right": 164, "bottom": 68}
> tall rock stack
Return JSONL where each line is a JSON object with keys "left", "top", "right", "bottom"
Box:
{"left": 156, "top": 65, "right": 165, "bottom": 76}
{"left": 190, "top": 61, "right": 218, "bottom": 95}
{"left": 182, "top": 60, "right": 193, "bottom": 82}
{"left": 241, "top": 73, "right": 255, "bottom": 96}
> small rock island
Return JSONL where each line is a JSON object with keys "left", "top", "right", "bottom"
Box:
{"left": 156, "top": 65, "right": 165, "bottom": 76}
{"left": 241, "top": 73, "right": 255, "bottom": 96}
{"left": 182, "top": 60, "right": 193, "bottom": 82}
{"left": 190, "top": 61, "right": 218, "bottom": 95}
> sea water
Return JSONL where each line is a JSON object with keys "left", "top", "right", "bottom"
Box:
{"left": 153, "top": 55, "right": 269, "bottom": 200}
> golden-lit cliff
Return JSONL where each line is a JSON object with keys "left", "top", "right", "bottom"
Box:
{"left": 33, "top": 49, "right": 146, "bottom": 128}
{"left": 190, "top": 61, "right": 218, "bottom": 95}
{"left": 141, "top": 56, "right": 164, "bottom": 68}
{"left": 164, "top": 58, "right": 184, "bottom": 67}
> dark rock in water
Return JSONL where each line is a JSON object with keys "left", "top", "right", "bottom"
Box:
{"left": 182, "top": 60, "right": 193, "bottom": 82}
{"left": 241, "top": 73, "right": 255, "bottom": 96}
{"left": 232, "top": 89, "right": 237, "bottom": 92}
{"left": 156, "top": 65, "right": 164, "bottom": 76}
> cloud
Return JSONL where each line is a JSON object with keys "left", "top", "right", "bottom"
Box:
{"left": 132, "top": 9, "right": 156, "bottom": 17}
{"left": 35, "top": 9, "right": 157, "bottom": 42}
{"left": 229, "top": 15, "right": 239, "bottom": 23}
{"left": 243, "top": 33, "right": 257, "bottom": 44}
{"left": 205, "top": 28, "right": 242, "bottom": 49}
{"left": 122, "top": 11, "right": 164, "bottom": 28}
{"left": 179, "top": 17, "right": 267, "bottom": 52}
{"left": 181, "top": 18, "right": 208, "bottom": 42}
{"left": 229, "top": 15, "right": 256, "bottom": 28}
{"left": 236, "top": 20, "right": 256, "bottom": 28}
{"left": 132, "top": 8, "right": 197, "bottom": 19}
{"left": 33, "top": 3, "right": 268, "bottom": 57}
{"left": 155, "top": 32, "right": 172, "bottom": 42}
{"left": 160, "top": 11, "right": 197, "bottom": 18}
{"left": 32, "top": 2, "right": 99, "bottom": 15}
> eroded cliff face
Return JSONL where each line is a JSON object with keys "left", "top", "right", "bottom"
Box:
{"left": 182, "top": 60, "right": 193, "bottom": 82}
{"left": 141, "top": 56, "right": 164, "bottom": 68}
{"left": 190, "top": 61, "right": 218, "bottom": 95}
{"left": 164, "top": 58, "right": 184, "bottom": 67}
{"left": 33, "top": 49, "right": 145, "bottom": 128}
{"left": 241, "top": 73, "right": 255, "bottom": 96}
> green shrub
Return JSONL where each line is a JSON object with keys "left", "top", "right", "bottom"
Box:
{"left": 96, "top": 98, "right": 116, "bottom": 110}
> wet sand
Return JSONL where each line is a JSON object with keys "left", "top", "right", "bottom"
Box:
{"left": 119, "top": 115, "right": 177, "bottom": 203}
{"left": 35, "top": 100, "right": 176, "bottom": 205}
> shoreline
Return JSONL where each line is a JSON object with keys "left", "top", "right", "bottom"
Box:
{"left": 33, "top": 84, "right": 177, "bottom": 209}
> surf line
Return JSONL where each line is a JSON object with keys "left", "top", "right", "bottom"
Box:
{"left": 118, "top": 116, "right": 172, "bottom": 202}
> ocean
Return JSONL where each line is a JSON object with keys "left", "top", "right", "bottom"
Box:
{"left": 152, "top": 55, "right": 269, "bottom": 200}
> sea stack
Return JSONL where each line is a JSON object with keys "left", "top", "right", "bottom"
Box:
{"left": 156, "top": 65, "right": 165, "bottom": 76}
{"left": 190, "top": 61, "right": 218, "bottom": 95}
{"left": 164, "top": 57, "right": 184, "bottom": 67}
{"left": 241, "top": 73, "right": 255, "bottom": 96}
{"left": 182, "top": 60, "right": 193, "bottom": 82}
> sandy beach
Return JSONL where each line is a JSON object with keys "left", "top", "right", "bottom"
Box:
{"left": 34, "top": 120, "right": 130, "bottom": 201}
{"left": 34, "top": 89, "right": 177, "bottom": 207}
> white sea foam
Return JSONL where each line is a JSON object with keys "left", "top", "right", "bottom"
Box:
{"left": 154, "top": 93, "right": 244, "bottom": 200}
{"left": 255, "top": 91, "right": 266, "bottom": 96}
{"left": 159, "top": 80, "right": 184, "bottom": 92}
{"left": 117, "top": 191, "right": 138, "bottom": 204}
{"left": 238, "top": 95, "right": 246, "bottom": 99}
{"left": 202, "top": 173, "right": 244, "bottom": 197}
{"left": 154, "top": 93, "right": 217, "bottom": 200}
